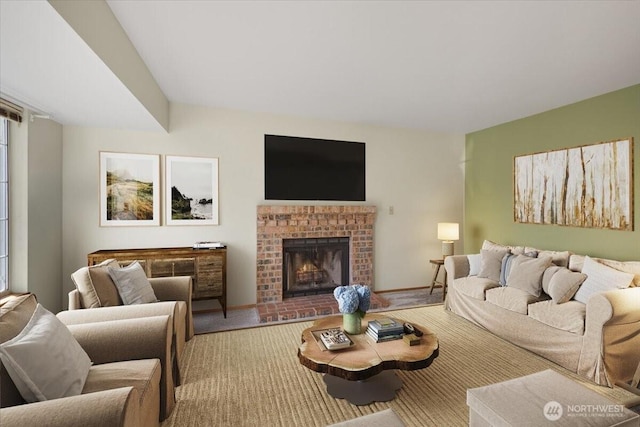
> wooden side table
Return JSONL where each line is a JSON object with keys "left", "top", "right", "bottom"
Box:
{"left": 429, "top": 259, "right": 447, "bottom": 301}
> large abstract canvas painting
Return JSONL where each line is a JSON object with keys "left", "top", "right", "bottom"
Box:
{"left": 514, "top": 138, "right": 633, "bottom": 230}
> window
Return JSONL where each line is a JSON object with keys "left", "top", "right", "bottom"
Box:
{"left": 0, "top": 118, "right": 7, "bottom": 294}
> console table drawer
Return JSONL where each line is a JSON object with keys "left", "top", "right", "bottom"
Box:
{"left": 194, "top": 254, "right": 225, "bottom": 298}
{"left": 196, "top": 270, "right": 223, "bottom": 296}
{"left": 150, "top": 258, "right": 196, "bottom": 278}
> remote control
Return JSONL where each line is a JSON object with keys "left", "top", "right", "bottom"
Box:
{"left": 403, "top": 323, "right": 423, "bottom": 337}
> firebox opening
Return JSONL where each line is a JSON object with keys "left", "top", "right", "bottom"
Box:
{"left": 283, "top": 237, "right": 349, "bottom": 298}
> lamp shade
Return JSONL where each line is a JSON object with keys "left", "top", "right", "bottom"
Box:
{"left": 437, "top": 223, "right": 459, "bottom": 242}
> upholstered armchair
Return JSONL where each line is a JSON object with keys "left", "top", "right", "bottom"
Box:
{"left": 0, "top": 293, "right": 172, "bottom": 426}
{"left": 65, "top": 315, "right": 176, "bottom": 420}
{"left": 59, "top": 259, "right": 194, "bottom": 382}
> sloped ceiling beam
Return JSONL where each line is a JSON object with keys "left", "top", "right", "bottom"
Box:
{"left": 48, "top": 0, "right": 169, "bottom": 131}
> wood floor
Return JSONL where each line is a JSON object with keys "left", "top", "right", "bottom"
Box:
{"left": 193, "top": 287, "right": 443, "bottom": 334}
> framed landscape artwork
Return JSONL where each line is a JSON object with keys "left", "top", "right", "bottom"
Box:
{"left": 514, "top": 138, "right": 633, "bottom": 231}
{"left": 100, "top": 152, "right": 160, "bottom": 226}
{"left": 165, "top": 156, "right": 219, "bottom": 225}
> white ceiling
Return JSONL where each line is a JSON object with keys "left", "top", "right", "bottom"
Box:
{"left": 0, "top": 0, "right": 160, "bottom": 131}
{"left": 2, "top": 1, "right": 639, "bottom": 134}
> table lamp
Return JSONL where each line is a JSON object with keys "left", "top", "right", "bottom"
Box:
{"left": 437, "top": 222, "right": 459, "bottom": 258}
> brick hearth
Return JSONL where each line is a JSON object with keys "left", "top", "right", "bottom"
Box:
{"left": 257, "top": 292, "right": 390, "bottom": 323}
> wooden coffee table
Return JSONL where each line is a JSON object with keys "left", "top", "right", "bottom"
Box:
{"left": 298, "top": 314, "right": 439, "bottom": 405}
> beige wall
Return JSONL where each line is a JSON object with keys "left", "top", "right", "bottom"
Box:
{"left": 62, "top": 103, "right": 465, "bottom": 308}
{"left": 9, "top": 115, "right": 63, "bottom": 312}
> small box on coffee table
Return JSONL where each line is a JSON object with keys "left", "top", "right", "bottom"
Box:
{"left": 403, "top": 334, "right": 420, "bottom": 346}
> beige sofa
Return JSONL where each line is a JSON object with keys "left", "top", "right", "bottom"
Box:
{"left": 0, "top": 293, "right": 169, "bottom": 426}
{"left": 445, "top": 242, "right": 640, "bottom": 387}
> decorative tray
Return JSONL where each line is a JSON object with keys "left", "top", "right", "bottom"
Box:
{"left": 311, "top": 328, "right": 355, "bottom": 351}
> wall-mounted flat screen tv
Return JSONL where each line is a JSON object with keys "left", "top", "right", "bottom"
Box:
{"left": 264, "top": 134, "right": 365, "bottom": 201}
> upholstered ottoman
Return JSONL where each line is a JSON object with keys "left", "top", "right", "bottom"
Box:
{"left": 467, "top": 370, "right": 639, "bottom": 426}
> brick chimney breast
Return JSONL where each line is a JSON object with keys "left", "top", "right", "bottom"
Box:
{"left": 256, "top": 205, "right": 376, "bottom": 304}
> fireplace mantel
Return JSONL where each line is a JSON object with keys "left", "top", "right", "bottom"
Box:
{"left": 256, "top": 205, "right": 376, "bottom": 304}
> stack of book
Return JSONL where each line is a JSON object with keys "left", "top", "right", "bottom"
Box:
{"left": 193, "top": 241, "right": 225, "bottom": 249}
{"left": 366, "top": 317, "right": 404, "bottom": 343}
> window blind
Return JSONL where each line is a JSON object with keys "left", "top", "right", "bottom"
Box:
{"left": 0, "top": 98, "right": 23, "bottom": 123}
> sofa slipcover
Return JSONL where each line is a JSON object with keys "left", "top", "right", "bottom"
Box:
{"left": 446, "top": 249, "right": 640, "bottom": 387}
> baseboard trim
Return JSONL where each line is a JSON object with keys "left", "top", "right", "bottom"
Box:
{"left": 376, "top": 286, "right": 429, "bottom": 294}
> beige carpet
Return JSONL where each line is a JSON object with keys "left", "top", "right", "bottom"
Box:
{"left": 163, "top": 305, "right": 635, "bottom": 427}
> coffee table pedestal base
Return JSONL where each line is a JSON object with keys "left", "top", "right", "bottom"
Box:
{"left": 323, "top": 371, "right": 403, "bottom": 406}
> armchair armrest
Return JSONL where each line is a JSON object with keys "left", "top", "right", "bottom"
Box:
{"left": 66, "top": 315, "right": 175, "bottom": 420}
{"left": 57, "top": 301, "right": 188, "bottom": 379}
{"left": 444, "top": 255, "right": 472, "bottom": 283}
{"left": 66, "top": 315, "right": 172, "bottom": 365}
{"left": 587, "top": 287, "right": 640, "bottom": 327}
{"left": 149, "top": 276, "right": 192, "bottom": 303}
{"left": 57, "top": 301, "right": 179, "bottom": 325}
{"left": 0, "top": 386, "right": 140, "bottom": 427}
{"left": 68, "top": 289, "right": 82, "bottom": 310}
{"left": 584, "top": 287, "right": 640, "bottom": 386}
{"left": 150, "top": 276, "right": 193, "bottom": 339}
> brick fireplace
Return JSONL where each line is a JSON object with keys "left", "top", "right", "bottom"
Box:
{"left": 256, "top": 205, "right": 380, "bottom": 321}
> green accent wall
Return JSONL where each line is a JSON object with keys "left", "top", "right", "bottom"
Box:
{"left": 465, "top": 84, "right": 640, "bottom": 260}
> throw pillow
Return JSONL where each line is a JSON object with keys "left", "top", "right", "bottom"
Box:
{"left": 468, "top": 254, "right": 482, "bottom": 276}
{"left": 499, "top": 251, "right": 538, "bottom": 286}
{"left": 547, "top": 268, "right": 587, "bottom": 304}
{"left": 482, "top": 240, "right": 525, "bottom": 255}
{"left": 0, "top": 304, "right": 92, "bottom": 402}
{"left": 499, "top": 253, "right": 517, "bottom": 286}
{"left": 539, "top": 250, "right": 571, "bottom": 268}
{"left": 596, "top": 259, "right": 640, "bottom": 287}
{"left": 478, "top": 249, "right": 510, "bottom": 283}
{"left": 573, "top": 256, "right": 634, "bottom": 304}
{"left": 541, "top": 265, "right": 563, "bottom": 295}
{"left": 70, "top": 259, "right": 122, "bottom": 308}
{"left": 107, "top": 261, "right": 158, "bottom": 305}
{"left": 506, "top": 255, "right": 553, "bottom": 297}
{"left": 570, "top": 255, "right": 640, "bottom": 287}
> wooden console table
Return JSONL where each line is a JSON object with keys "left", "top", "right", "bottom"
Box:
{"left": 87, "top": 247, "right": 227, "bottom": 317}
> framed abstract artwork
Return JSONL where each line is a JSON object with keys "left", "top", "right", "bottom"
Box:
{"left": 165, "top": 155, "right": 219, "bottom": 225}
{"left": 99, "top": 152, "right": 160, "bottom": 226}
{"left": 514, "top": 138, "right": 633, "bottom": 230}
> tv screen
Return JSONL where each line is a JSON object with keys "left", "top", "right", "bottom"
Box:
{"left": 265, "top": 135, "right": 365, "bottom": 201}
